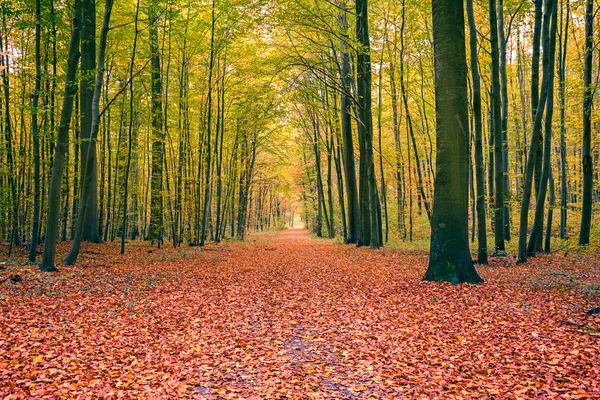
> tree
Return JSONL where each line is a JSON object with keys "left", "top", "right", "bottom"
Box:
{"left": 148, "top": 3, "right": 165, "bottom": 245}
{"left": 466, "top": 0, "right": 487, "bottom": 264}
{"left": 518, "top": 0, "right": 557, "bottom": 262}
{"left": 39, "top": 0, "right": 83, "bottom": 272}
{"left": 424, "top": 0, "right": 482, "bottom": 284}
{"left": 489, "top": 0, "right": 505, "bottom": 253}
{"left": 65, "top": 0, "right": 114, "bottom": 265}
{"left": 80, "top": 0, "right": 100, "bottom": 243}
{"left": 338, "top": 4, "right": 360, "bottom": 244}
{"left": 580, "top": 0, "right": 594, "bottom": 245}
{"left": 355, "top": 0, "right": 381, "bottom": 248}
{"left": 28, "top": 0, "right": 42, "bottom": 263}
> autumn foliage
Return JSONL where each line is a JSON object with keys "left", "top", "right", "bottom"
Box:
{"left": 1, "top": 229, "right": 598, "bottom": 398}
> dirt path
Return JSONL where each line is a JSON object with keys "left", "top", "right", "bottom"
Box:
{"left": 1, "top": 229, "right": 599, "bottom": 398}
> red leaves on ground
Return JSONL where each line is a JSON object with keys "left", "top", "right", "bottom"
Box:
{"left": 1, "top": 229, "right": 598, "bottom": 398}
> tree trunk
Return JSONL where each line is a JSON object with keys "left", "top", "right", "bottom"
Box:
{"left": 532, "top": 0, "right": 543, "bottom": 199}
{"left": 489, "top": 0, "right": 505, "bottom": 252}
{"left": 338, "top": 4, "right": 360, "bottom": 244}
{"left": 528, "top": 0, "right": 558, "bottom": 255}
{"left": 425, "top": 0, "right": 482, "bottom": 284}
{"left": 580, "top": 0, "right": 594, "bottom": 245}
{"left": 65, "top": 0, "right": 114, "bottom": 265}
{"left": 497, "top": 0, "right": 511, "bottom": 241}
{"left": 80, "top": 0, "right": 100, "bottom": 243}
{"left": 200, "top": 0, "right": 216, "bottom": 246}
{"left": 120, "top": 0, "right": 140, "bottom": 254}
{"left": 39, "top": 0, "right": 83, "bottom": 271}
{"left": 558, "top": 0, "right": 570, "bottom": 239}
{"left": 517, "top": 0, "right": 556, "bottom": 262}
{"left": 29, "top": 0, "right": 42, "bottom": 262}
{"left": 356, "top": 0, "right": 381, "bottom": 248}
{"left": 0, "top": 13, "right": 20, "bottom": 250}
{"left": 466, "top": 0, "right": 488, "bottom": 264}
{"left": 148, "top": 4, "right": 164, "bottom": 244}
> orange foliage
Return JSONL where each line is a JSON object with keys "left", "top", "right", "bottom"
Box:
{"left": 1, "top": 230, "right": 598, "bottom": 398}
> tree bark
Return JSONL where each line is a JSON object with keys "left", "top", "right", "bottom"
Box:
{"left": 29, "top": 0, "right": 42, "bottom": 262}
{"left": 338, "top": 4, "right": 360, "bottom": 244}
{"left": 528, "top": 0, "right": 558, "bottom": 255}
{"left": 466, "top": 0, "right": 488, "bottom": 264}
{"left": 580, "top": 0, "right": 594, "bottom": 245}
{"left": 425, "top": 0, "right": 482, "bottom": 284}
{"left": 148, "top": 4, "right": 164, "bottom": 244}
{"left": 39, "top": 0, "right": 83, "bottom": 271}
{"left": 356, "top": 0, "right": 381, "bottom": 248}
{"left": 489, "top": 0, "right": 505, "bottom": 252}
{"left": 65, "top": 0, "right": 114, "bottom": 265}
{"left": 517, "top": 0, "right": 556, "bottom": 262}
{"left": 80, "top": 0, "right": 100, "bottom": 242}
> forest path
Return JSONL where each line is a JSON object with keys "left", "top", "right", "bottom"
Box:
{"left": 1, "top": 229, "right": 599, "bottom": 398}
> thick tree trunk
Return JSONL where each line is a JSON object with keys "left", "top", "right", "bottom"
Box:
{"left": 80, "top": 0, "right": 100, "bottom": 243}
{"left": 425, "top": 0, "right": 482, "bottom": 284}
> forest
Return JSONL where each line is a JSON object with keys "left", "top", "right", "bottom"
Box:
{"left": 0, "top": 0, "right": 599, "bottom": 397}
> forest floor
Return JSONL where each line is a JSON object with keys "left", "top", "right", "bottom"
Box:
{"left": 1, "top": 228, "right": 599, "bottom": 399}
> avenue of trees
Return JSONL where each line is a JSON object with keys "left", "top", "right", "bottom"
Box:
{"left": 0, "top": 0, "right": 598, "bottom": 282}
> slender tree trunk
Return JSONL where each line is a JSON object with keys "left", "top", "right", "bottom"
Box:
{"left": 531, "top": 0, "right": 543, "bottom": 201}
{"left": 518, "top": 0, "right": 556, "bottom": 262}
{"left": 356, "top": 0, "right": 381, "bottom": 248}
{"left": 39, "top": 0, "right": 83, "bottom": 271}
{"left": 497, "top": 0, "right": 511, "bottom": 241}
{"left": 148, "top": 4, "right": 164, "bottom": 245}
{"left": 528, "top": 0, "right": 557, "bottom": 255}
{"left": 120, "top": 0, "right": 140, "bottom": 254}
{"left": 399, "top": 2, "right": 431, "bottom": 222}
{"left": 559, "top": 0, "right": 569, "bottom": 239}
{"left": 467, "top": 0, "right": 488, "bottom": 264}
{"left": 489, "top": 0, "right": 505, "bottom": 252}
{"left": 377, "top": 41, "right": 388, "bottom": 243}
{"left": 580, "top": 0, "right": 594, "bottom": 245}
{"left": 200, "top": 0, "right": 216, "bottom": 246}
{"left": 338, "top": 4, "right": 360, "bottom": 244}
{"left": 544, "top": 168, "right": 555, "bottom": 252}
{"left": 65, "top": 0, "right": 114, "bottom": 265}
{"left": 388, "top": 47, "right": 406, "bottom": 238}
{"left": 0, "top": 13, "right": 20, "bottom": 250}
{"left": 29, "top": 0, "right": 42, "bottom": 262}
